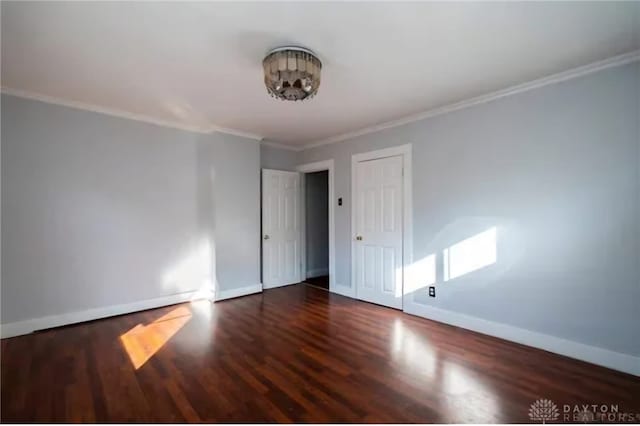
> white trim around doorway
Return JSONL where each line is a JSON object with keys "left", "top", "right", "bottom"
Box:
{"left": 296, "top": 160, "right": 336, "bottom": 295}
{"left": 351, "top": 144, "right": 413, "bottom": 308}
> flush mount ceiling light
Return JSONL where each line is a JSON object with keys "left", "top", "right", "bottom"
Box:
{"left": 263, "top": 46, "right": 322, "bottom": 101}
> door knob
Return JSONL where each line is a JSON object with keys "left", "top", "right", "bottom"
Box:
{"left": 356, "top": 235, "right": 363, "bottom": 241}
{"left": 264, "top": 235, "right": 270, "bottom": 240}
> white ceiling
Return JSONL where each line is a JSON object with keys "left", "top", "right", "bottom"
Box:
{"left": 2, "top": 2, "right": 639, "bottom": 148}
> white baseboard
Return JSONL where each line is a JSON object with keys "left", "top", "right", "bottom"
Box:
{"left": 215, "top": 284, "right": 262, "bottom": 301}
{"left": 0, "top": 290, "right": 202, "bottom": 339}
{"left": 403, "top": 300, "right": 640, "bottom": 377}
{"left": 331, "top": 283, "right": 356, "bottom": 299}
{"left": 306, "top": 268, "right": 329, "bottom": 278}
{"left": 262, "top": 281, "right": 300, "bottom": 290}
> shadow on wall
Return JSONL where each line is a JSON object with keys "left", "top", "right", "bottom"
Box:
{"left": 160, "top": 140, "right": 220, "bottom": 301}
{"left": 403, "top": 218, "right": 522, "bottom": 302}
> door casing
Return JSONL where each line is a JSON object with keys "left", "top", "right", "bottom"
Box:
{"left": 296, "top": 160, "right": 336, "bottom": 294}
{"left": 351, "top": 144, "right": 413, "bottom": 306}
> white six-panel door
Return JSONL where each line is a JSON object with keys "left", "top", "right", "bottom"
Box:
{"left": 262, "top": 169, "right": 301, "bottom": 289}
{"left": 354, "top": 155, "right": 403, "bottom": 309}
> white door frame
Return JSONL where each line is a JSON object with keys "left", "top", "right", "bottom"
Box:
{"left": 351, "top": 144, "right": 412, "bottom": 307}
{"left": 297, "top": 160, "right": 335, "bottom": 293}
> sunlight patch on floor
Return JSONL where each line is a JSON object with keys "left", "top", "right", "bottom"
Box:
{"left": 120, "top": 306, "right": 192, "bottom": 369}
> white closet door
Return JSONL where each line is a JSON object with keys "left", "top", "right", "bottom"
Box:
{"left": 354, "top": 156, "right": 403, "bottom": 309}
{"left": 262, "top": 169, "right": 301, "bottom": 289}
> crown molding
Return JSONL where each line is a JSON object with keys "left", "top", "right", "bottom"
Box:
{"left": 3, "top": 50, "right": 638, "bottom": 150}
{"left": 206, "top": 125, "right": 263, "bottom": 141}
{"left": 301, "top": 49, "right": 640, "bottom": 150}
{"left": 1, "top": 87, "right": 209, "bottom": 133}
{"left": 260, "top": 140, "right": 302, "bottom": 151}
{"left": 0, "top": 87, "right": 263, "bottom": 141}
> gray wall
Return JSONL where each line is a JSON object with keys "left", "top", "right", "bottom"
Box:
{"left": 1, "top": 94, "right": 260, "bottom": 324}
{"left": 299, "top": 62, "right": 640, "bottom": 357}
{"left": 2, "top": 63, "right": 638, "bottom": 360}
{"left": 305, "top": 171, "right": 329, "bottom": 277}
{"left": 260, "top": 143, "right": 299, "bottom": 171}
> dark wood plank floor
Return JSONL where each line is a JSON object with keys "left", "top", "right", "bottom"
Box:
{"left": 2, "top": 284, "right": 639, "bottom": 423}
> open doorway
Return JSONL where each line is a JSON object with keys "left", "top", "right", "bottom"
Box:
{"left": 297, "top": 159, "right": 335, "bottom": 294}
{"left": 303, "top": 170, "right": 329, "bottom": 290}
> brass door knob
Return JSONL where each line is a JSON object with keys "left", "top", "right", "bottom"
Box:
{"left": 356, "top": 235, "right": 363, "bottom": 241}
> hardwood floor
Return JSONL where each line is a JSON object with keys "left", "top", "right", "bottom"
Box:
{"left": 2, "top": 284, "right": 639, "bottom": 423}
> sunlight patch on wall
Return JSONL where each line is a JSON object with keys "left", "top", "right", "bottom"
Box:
{"left": 120, "top": 306, "right": 192, "bottom": 369}
{"left": 162, "top": 238, "right": 216, "bottom": 297}
{"left": 403, "top": 253, "right": 436, "bottom": 296}
{"left": 444, "top": 227, "right": 497, "bottom": 281}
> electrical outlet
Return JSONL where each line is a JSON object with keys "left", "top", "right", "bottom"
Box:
{"left": 428, "top": 286, "right": 436, "bottom": 297}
